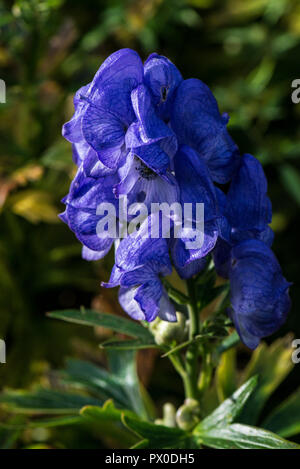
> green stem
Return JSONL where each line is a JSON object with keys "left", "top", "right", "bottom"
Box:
{"left": 198, "top": 348, "right": 213, "bottom": 395}
{"left": 169, "top": 353, "right": 193, "bottom": 398}
{"left": 184, "top": 279, "right": 200, "bottom": 399}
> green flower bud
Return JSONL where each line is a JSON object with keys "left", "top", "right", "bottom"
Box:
{"left": 149, "top": 312, "right": 187, "bottom": 346}
{"left": 176, "top": 398, "right": 201, "bottom": 431}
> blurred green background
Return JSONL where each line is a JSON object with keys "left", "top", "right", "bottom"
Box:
{"left": 0, "top": 0, "right": 299, "bottom": 447}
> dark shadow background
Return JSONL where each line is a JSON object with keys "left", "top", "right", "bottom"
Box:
{"left": 0, "top": 0, "right": 299, "bottom": 442}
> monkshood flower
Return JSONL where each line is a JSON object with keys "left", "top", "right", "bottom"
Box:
{"left": 143, "top": 53, "right": 183, "bottom": 122}
{"left": 63, "top": 49, "right": 144, "bottom": 171}
{"left": 63, "top": 49, "right": 184, "bottom": 214}
{"left": 228, "top": 239, "right": 291, "bottom": 349}
{"left": 212, "top": 154, "right": 291, "bottom": 347}
{"left": 60, "top": 165, "right": 119, "bottom": 260}
{"left": 213, "top": 153, "right": 273, "bottom": 278}
{"left": 116, "top": 83, "right": 179, "bottom": 208}
{"left": 60, "top": 48, "right": 291, "bottom": 350}
{"left": 171, "top": 145, "right": 219, "bottom": 278}
{"left": 170, "top": 78, "right": 240, "bottom": 184}
{"left": 103, "top": 215, "right": 176, "bottom": 322}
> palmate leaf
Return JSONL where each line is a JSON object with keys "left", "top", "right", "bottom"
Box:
{"left": 195, "top": 424, "right": 299, "bottom": 450}
{"left": 263, "top": 388, "right": 300, "bottom": 438}
{"left": 47, "top": 309, "right": 153, "bottom": 342}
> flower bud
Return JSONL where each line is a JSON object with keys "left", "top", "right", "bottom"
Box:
{"left": 149, "top": 312, "right": 187, "bottom": 346}
{"left": 176, "top": 398, "right": 201, "bottom": 431}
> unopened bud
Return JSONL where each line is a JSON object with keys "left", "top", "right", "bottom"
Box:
{"left": 176, "top": 398, "right": 201, "bottom": 431}
{"left": 150, "top": 312, "right": 187, "bottom": 346}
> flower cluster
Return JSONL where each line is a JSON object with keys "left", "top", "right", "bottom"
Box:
{"left": 61, "top": 48, "right": 291, "bottom": 349}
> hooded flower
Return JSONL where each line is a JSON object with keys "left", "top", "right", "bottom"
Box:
{"left": 171, "top": 145, "right": 219, "bottom": 278}
{"left": 116, "top": 84, "right": 180, "bottom": 208}
{"left": 228, "top": 239, "right": 291, "bottom": 349}
{"left": 170, "top": 78, "right": 240, "bottom": 184}
{"left": 103, "top": 214, "right": 176, "bottom": 322}
{"left": 63, "top": 48, "right": 144, "bottom": 171}
{"left": 144, "top": 53, "right": 183, "bottom": 122}
{"left": 60, "top": 49, "right": 290, "bottom": 343}
{"left": 60, "top": 165, "right": 119, "bottom": 260}
{"left": 213, "top": 153, "right": 273, "bottom": 278}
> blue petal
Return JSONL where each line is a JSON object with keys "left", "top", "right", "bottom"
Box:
{"left": 119, "top": 286, "right": 146, "bottom": 321}
{"left": 144, "top": 53, "right": 182, "bottom": 121}
{"left": 62, "top": 84, "right": 90, "bottom": 144}
{"left": 158, "top": 289, "right": 177, "bottom": 322}
{"left": 115, "top": 153, "right": 180, "bottom": 210}
{"left": 115, "top": 219, "right": 172, "bottom": 274}
{"left": 171, "top": 79, "right": 240, "bottom": 183}
{"left": 229, "top": 239, "right": 291, "bottom": 349}
{"left": 174, "top": 145, "right": 218, "bottom": 223}
{"left": 92, "top": 48, "right": 143, "bottom": 103}
{"left": 82, "top": 145, "right": 118, "bottom": 178}
{"left": 82, "top": 98, "right": 126, "bottom": 169}
{"left": 225, "top": 153, "right": 272, "bottom": 233}
{"left": 134, "top": 280, "right": 162, "bottom": 321}
{"left": 213, "top": 238, "right": 231, "bottom": 278}
{"left": 126, "top": 84, "right": 174, "bottom": 148}
{"left": 102, "top": 264, "right": 124, "bottom": 288}
{"left": 172, "top": 247, "right": 207, "bottom": 279}
{"left": 228, "top": 307, "right": 260, "bottom": 350}
{"left": 133, "top": 143, "right": 170, "bottom": 175}
{"left": 63, "top": 166, "right": 118, "bottom": 251}
{"left": 82, "top": 244, "right": 112, "bottom": 261}
{"left": 171, "top": 222, "right": 218, "bottom": 279}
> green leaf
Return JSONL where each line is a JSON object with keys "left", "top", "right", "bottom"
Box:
{"left": 0, "top": 388, "right": 100, "bottom": 415}
{"left": 80, "top": 400, "right": 137, "bottom": 423}
{"left": 47, "top": 309, "right": 153, "bottom": 341}
{"left": 216, "top": 331, "right": 240, "bottom": 355}
{"left": 100, "top": 338, "right": 158, "bottom": 350}
{"left": 263, "top": 388, "right": 300, "bottom": 438}
{"left": 195, "top": 376, "right": 258, "bottom": 431}
{"left": 80, "top": 401, "right": 138, "bottom": 448}
{"left": 122, "top": 415, "right": 189, "bottom": 449}
{"left": 131, "top": 439, "right": 151, "bottom": 449}
{"left": 107, "top": 350, "right": 148, "bottom": 418}
{"left": 195, "top": 423, "right": 299, "bottom": 449}
{"left": 239, "top": 337, "right": 294, "bottom": 425}
{"left": 29, "top": 416, "right": 83, "bottom": 428}
{"left": 216, "top": 348, "right": 237, "bottom": 402}
{"left": 62, "top": 359, "right": 129, "bottom": 408}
